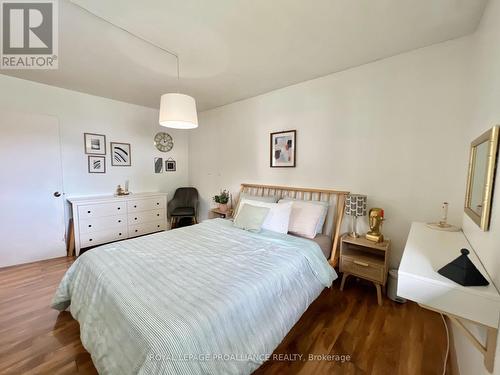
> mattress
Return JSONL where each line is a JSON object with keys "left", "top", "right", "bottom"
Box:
{"left": 291, "top": 233, "right": 332, "bottom": 259}
{"left": 311, "top": 234, "right": 333, "bottom": 259}
{"left": 52, "top": 218, "right": 336, "bottom": 375}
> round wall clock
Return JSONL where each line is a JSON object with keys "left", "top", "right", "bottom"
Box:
{"left": 154, "top": 132, "right": 173, "bottom": 152}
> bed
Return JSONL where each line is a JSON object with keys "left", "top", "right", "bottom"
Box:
{"left": 52, "top": 184, "right": 348, "bottom": 375}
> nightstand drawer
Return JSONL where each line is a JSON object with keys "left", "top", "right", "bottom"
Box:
{"left": 341, "top": 256, "right": 384, "bottom": 283}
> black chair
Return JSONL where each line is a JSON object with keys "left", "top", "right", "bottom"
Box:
{"left": 168, "top": 187, "right": 199, "bottom": 228}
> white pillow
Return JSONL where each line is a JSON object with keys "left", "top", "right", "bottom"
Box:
{"left": 236, "top": 199, "right": 293, "bottom": 234}
{"left": 233, "top": 204, "right": 270, "bottom": 233}
{"left": 285, "top": 200, "right": 326, "bottom": 239}
{"left": 279, "top": 198, "right": 329, "bottom": 234}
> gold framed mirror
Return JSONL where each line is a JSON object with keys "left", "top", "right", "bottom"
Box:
{"left": 464, "top": 126, "right": 499, "bottom": 231}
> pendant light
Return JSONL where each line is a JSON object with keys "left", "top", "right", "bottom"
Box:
{"left": 159, "top": 56, "right": 198, "bottom": 129}
{"left": 69, "top": 1, "right": 198, "bottom": 129}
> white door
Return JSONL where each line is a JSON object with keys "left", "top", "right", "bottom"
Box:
{"left": 0, "top": 110, "right": 66, "bottom": 268}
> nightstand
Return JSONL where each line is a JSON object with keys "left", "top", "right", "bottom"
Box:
{"left": 339, "top": 234, "right": 390, "bottom": 306}
{"left": 209, "top": 208, "right": 233, "bottom": 219}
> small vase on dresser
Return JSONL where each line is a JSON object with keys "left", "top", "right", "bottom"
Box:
{"left": 68, "top": 192, "right": 168, "bottom": 256}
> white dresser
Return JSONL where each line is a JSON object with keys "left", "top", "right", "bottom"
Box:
{"left": 68, "top": 192, "right": 168, "bottom": 255}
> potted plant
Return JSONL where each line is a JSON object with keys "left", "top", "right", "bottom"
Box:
{"left": 213, "top": 190, "right": 230, "bottom": 212}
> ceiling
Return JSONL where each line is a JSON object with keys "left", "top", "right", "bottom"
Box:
{"left": 1, "top": 0, "right": 487, "bottom": 111}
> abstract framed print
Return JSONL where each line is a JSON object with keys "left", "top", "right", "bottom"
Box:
{"left": 270, "top": 130, "right": 296, "bottom": 167}
{"left": 88, "top": 156, "right": 106, "bottom": 173}
{"left": 154, "top": 157, "right": 163, "bottom": 173}
{"left": 84, "top": 133, "right": 106, "bottom": 155}
{"left": 111, "top": 142, "right": 131, "bottom": 166}
{"left": 165, "top": 158, "right": 176, "bottom": 172}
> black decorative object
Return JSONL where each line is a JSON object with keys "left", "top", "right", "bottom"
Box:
{"left": 438, "top": 248, "right": 489, "bottom": 286}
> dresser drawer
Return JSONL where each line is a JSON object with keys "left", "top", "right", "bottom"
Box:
{"left": 80, "top": 228, "right": 127, "bottom": 248}
{"left": 128, "top": 220, "right": 167, "bottom": 238}
{"left": 79, "top": 215, "right": 127, "bottom": 234}
{"left": 78, "top": 202, "right": 126, "bottom": 219}
{"left": 341, "top": 256, "right": 384, "bottom": 283}
{"left": 127, "top": 197, "right": 166, "bottom": 213}
{"left": 128, "top": 209, "right": 166, "bottom": 225}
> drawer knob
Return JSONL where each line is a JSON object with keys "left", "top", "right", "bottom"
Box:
{"left": 157, "top": 225, "right": 160, "bottom": 228}
{"left": 88, "top": 224, "right": 92, "bottom": 227}
{"left": 135, "top": 229, "right": 138, "bottom": 232}
{"left": 119, "top": 233, "right": 122, "bottom": 236}
{"left": 353, "top": 260, "right": 369, "bottom": 267}
{"left": 156, "top": 202, "right": 160, "bottom": 205}
{"left": 157, "top": 214, "right": 160, "bottom": 217}
{"left": 89, "top": 239, "right": 93, "bottom": 242}
{"left": 134, "top": 217, "right": 137, "bottom": 220}
{"left": 118, "top": 220, "right": 121, "bottom": 223}
{"left": 117, "top": 207, "right": 121, "bottom": 210}
{"left": 134, "top": 205, "right": 137, "bottom": 208}
{"left": 87, "top": 210, "right": 91, "bottom": 214}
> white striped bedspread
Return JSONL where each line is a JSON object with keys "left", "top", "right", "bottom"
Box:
{"left": 52, "top": 218, "right": 337, "bottom": 375}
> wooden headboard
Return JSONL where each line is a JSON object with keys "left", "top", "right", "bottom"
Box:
{"left": 239, "top": 183, "right": 349, "bottom": 266}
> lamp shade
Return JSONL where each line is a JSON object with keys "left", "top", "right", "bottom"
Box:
{"left": 345, "top": 194, "right": 367, "bottom": 216}
{"left": 159, "top": 93, "right": 198, "bottom": 129}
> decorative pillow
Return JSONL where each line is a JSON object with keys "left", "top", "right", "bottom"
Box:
{"left": 237, "top": 199, "right": 293, "bottom": 234}
{"left": 279, "top": 198, "right": 329, "bottom": 234}
{"left": 233, "top": 204, "right": 270, "bottom": 233}
{"left": 234, "top": 193, "right": 278, "bottom": 216}
{"left": 284, "top": 200, "right": 327, "bottom": 239}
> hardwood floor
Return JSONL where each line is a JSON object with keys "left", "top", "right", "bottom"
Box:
{"left": 0, "top": 257, "right": 449, "bottom": 375}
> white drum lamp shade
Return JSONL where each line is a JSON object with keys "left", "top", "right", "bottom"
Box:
{"left": 159, "top": 93, "right": 198, "bottom": 129}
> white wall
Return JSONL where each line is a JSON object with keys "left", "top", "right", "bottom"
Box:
{"left": 453, "top": 0, "right": 500, "bottom": 373}
{"left": 0, "top": 74, "right": 189, "bottom": 260}
{"left": 190, "top": 37, "right": 472, "bottom": 268}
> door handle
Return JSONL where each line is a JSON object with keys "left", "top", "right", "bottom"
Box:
{"left": 53, "top": 191, "right": 61, "bottom": 197}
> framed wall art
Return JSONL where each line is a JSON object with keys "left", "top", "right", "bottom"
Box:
{"left": 111, "top": 142, "right": 131, "bottom": 166}
{"left": 84, "top": 133, "right": 106, "bottom": 155}
{"left": 165, "top": 158, "right": 176, "bottom": 172}
{"left": 270, "top": 130, "right": 296, "bottom": 167}
{"left": 88, "top": 156, "right": 106, "bottom": 173}
{"left": 154, "top": 157, "right": 163, "bottom": 173}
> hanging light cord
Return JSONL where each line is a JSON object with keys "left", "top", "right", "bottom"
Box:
{"left": 441, "top": 313, "right": 450, "bottom": 375}
{"left": 68, "top": 0, "right": 181, "bottom": 83}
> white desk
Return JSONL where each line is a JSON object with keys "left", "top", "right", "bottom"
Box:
{"left": 398, "top": 222, "right": 500, "bottom": 373}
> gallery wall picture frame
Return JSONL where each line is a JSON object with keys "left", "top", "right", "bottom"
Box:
{"left": 165, "top": 158, "right": 176, "bottom": 172}
{"left": 270, "top": 130, "right": 296, "bottom": 167}
{"left": 84, "top": 133, "right": 106, "bottom": 155}
{"left": 88, "top": 156, "right": 106, "bottom": 173}
{"left": 111, "top": 142, "right": 131, "bottom": 166}
{"left": 154, "top": 157, "right": 163, "bottom": 173}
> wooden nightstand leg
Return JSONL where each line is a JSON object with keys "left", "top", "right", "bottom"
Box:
{"left": 375, "top": 283, "right": 382, "bottom": 306}
{"left": 340, "top": 273, "right": 349, "bottom": 291}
